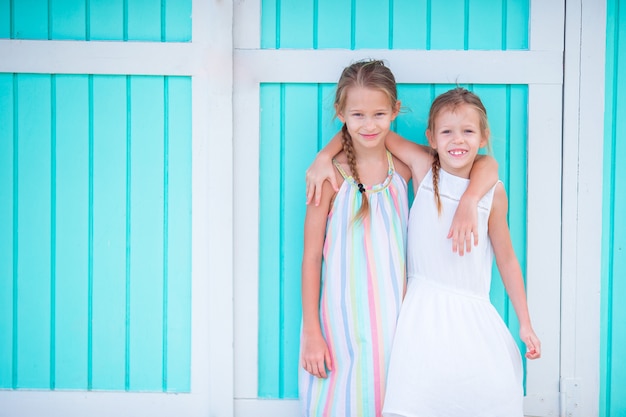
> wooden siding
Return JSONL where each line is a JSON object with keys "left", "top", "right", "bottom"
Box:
{"left": 0, "top": 74, "right": 192, "bottom": 392}
{"left": 258, "top": 82, "right": 529, "bottom": 398}
{"left": 601, "top": 0, "right": 626, "bottom": 415}
{"left": 261, "top": 0, "right": 528, "bottom": 50}
{"left": 0, "top": 0, "right": 191, "bottom": 41}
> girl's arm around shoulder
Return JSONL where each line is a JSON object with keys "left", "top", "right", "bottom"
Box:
{"left": 301, "top": 177, "right": 340, "bottom": 378}
{"left": 391, "top": 154, "right": 412, "bottom": 185}
{"left": 488, "top": 183, "right": 541, "bottom": 360}
{"left": 305, "top": 132, "right": 344, "bottom": 206}
{"left": 385, "top": 131, "right": 432, "bottom": 185}
{"left": 449, "top": 154, "right": 499, "bottom": 255}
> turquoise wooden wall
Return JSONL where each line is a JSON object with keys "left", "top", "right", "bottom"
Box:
{"left": 261, "top": 0, "right": 528, "bottom": 49}
{"left": 258, "top": 0, "right": 531, "bottom": 400}
{"left": 0, "top": 74, "right": 193, "bottom": 392}
{"left": 601, "top": 0, "right": 626, "bottom": 415}
{"left": 0, "top": 0, "right": 191, "bottom": 41}
{"left": 0, "top": 0, "right": 193, "bottom": 393}
{"left": 258, "top": 82, "right": 528, "bottom": 398}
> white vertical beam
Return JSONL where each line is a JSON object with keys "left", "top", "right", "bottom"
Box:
{"left": 193, "top": 0, "right": 234, "bottom": 416}
{"left": 529, "top": 0, "right": 566, "bottom": 51}
{"left": 234, "top": 0, "right": 261, "bottom": 49}
{"left": 233, "top": 74, "right": 261, "bottom": 399}
{"left": 560, "top": 0, "right": 605, "bottom": 415}
{"left": 524, "top": 84, "right": 563, "bottom": 417}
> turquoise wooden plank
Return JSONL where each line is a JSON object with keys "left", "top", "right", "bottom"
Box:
{"left": 53, "top": 75, "right": 90, "bottom": 389}
{"left": 467, "top": 0, "right": 503, "bottom": 50}
{"left": 13, "top": 0, "right": 48, "bottom": 39}
{"left": 127, "top": 0, "right": 161, "bottom": 41}
{"left": 396, "top": 84, "right": 431, "bottom": 145}
{"left": 0, "top": 0, "right": 10, "bottom": 38}
{"left": 353, "top": 0, "right": 389, "bottom": 49}
{"left": 505, "top": 0, "right": 529, "bottom": 50}
{"left": 430, "top": 0, "right": 465, "bottom": 49}
{"left": 261, "top": 0, "right": 278, "bottom": 48}
{"left": 128, "top": 76, "right": 165, "bottom": 391}
{"left": 319, "top": 84, "right": 342, "bottom": 148}
{"left": 392, "top": 0, "right": 428, "bottom": 49}
{"left": 163, "top": 77, "right": 192, "bottom": 392}
{"left": 279, "top": 1, "right": 314, "bottom": 48}
{"left": 602, "top": 0, "right": 626, "bottom": 413}
{"left": 505, "top": 85, "right": 528, "bottom": 341}
{"left": 91, "top": 75, "right": 128, "bottom": 390}
{"left": 15, "top": 74, "right": 52, "bottom": 388}
{"left": 164, "top": 0, "right": 191, "bottom": 42}
{"left": 50, "top": 0, "right": 87, "bottom": 40}
{"left": 316, "top": 0, "right": 351, "bottom": 49}
{"left": 89, "top": 0, "right": 124, "bottom": 41}
{"left": 473, "top": 85, "right": 508, "bottom": 319}
{"left": 258, "top": 84, "right": 282, "bottom": 397}
{"left": 282, "top": 84, "right": 319, "bottom": 398}
{"left": 608, "top": 144, "right": 626, "bottom": 414}
{"left": 0, "top": 74, "right": 14, "bottom": 389}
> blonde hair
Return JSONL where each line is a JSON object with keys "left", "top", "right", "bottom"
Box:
{"left": 427, "top": 87, "right": 489, "bottom": 215}
{"left": 334, "top": 59, "right": 398, "bottom": 222}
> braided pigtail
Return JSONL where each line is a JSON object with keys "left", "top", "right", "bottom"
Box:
{"left": 341, "top": 124, "right": 369, "bottom": 222}
{"left": 431, "top": 151, "right": 443, "bottom": 216}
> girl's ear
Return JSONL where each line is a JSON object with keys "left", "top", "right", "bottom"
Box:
{"left": 425, "top": 129, "right": 437, "bottom": 149}
{"left": 391, "top": 100, "right": 401, "bottom": 120}
{"left": 480, "top": 128, "right": 490, "bottom": 148}
{"left": 335, "top": 104, "right": 346, "bottom": 123}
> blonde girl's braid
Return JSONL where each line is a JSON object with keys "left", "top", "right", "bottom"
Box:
{"left": 431, "top": 150, "right": 443, "bottom": 215}
{"left": 341, "top": 124, "right": 369, "bottom": 222}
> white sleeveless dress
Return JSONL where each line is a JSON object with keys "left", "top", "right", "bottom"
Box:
{"left": 382, "top": 168, "right": 524, "bottom": 417}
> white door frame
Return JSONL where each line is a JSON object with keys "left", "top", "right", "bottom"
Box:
{"left": 0, "top": 0, "right": 234, "bottom": 416}
{"left": 232, "top": 1, "right": 582, "bottom": 416}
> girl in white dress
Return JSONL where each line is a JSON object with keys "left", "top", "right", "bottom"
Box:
{"left": 382, "top": 87, "right": 541, "bottom": 417}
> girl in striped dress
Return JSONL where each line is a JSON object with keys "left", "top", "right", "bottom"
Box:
{"left": 299, "top": 60, "right": 411, "bottom": 417}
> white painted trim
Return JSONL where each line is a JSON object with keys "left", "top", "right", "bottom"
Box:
{"left": 0, "top": 391, "right": 205, "bottom": 417}
{"left": 234, "top": 0, "right": 261, "bottom": 49}
{"left": 0, "top": 40, "right": 207, "bottom": 76}
{"left": 201, "top": 0, "right": 235, "bottom": 415}
{"left": 530, "top": 0, "right": 566, "bottom": 51}
{"left": 524, "top": 84, "right": 563, "bottom": 416}
{"left": 233, "top": 75, "right": 261, "bottom": 399}
{"left": 234, "top": 49, "right": 563, "bottom": 84}
{"left": 235, "top": 399, "right": 300, "bottom": 417}
{"left": 560, "top": 0, "right": 605, "bottom": 416}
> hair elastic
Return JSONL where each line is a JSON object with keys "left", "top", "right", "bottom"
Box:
{"left": 358, "top": 183, "right": 366, "bottom": 194}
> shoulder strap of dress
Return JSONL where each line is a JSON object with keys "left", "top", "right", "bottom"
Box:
{"left": 332, "top": 158, "right": 350, "bottom": 180}
{"left": 386, "top": 150, "right": 394, "bottom": 174}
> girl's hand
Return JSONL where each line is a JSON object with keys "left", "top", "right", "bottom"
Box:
{"left": 301, "top": 331, "right": 333, "bottom": 378}
{"left": 306, "top": 155, "right": 338, "bottom": 207}
{"left": 520, "top": 326, "right": 542, "bottom": 360}
{"left": 448, "top": 195, "right": 479, "bottom": 256}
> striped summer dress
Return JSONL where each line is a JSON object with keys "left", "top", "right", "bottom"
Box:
{"left": 299, "top": 151, "right": 409, "bottom": 417}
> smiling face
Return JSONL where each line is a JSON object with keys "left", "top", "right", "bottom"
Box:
{"left": 426, "top": 103, "right": 489, "bottom": 178}
{"left": 337, "top": 86, "right": 400, "bottom": 152}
